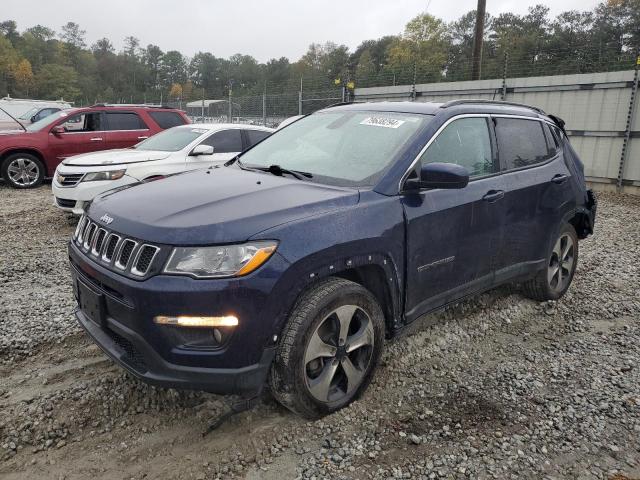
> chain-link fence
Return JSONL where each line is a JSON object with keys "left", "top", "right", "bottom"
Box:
{"left": 122, "top": 43, "right": 640, "bottom": 129}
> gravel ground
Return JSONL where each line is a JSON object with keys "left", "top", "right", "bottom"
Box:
{"left": 0, "top": 185, "right": 639, "bottom": 480}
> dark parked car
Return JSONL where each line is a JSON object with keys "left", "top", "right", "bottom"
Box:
{"left": 68, "top": 100, "right": 596, "bottom": 418}
{"left": 0, "top": 104, "right": 190, "bottom": 189}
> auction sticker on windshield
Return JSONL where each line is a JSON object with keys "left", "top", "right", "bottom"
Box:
{"left": 360, "top": 117, "right": 406, "bottom": 128}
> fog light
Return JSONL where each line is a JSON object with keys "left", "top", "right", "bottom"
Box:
{"left": 153, "top": 315, "right": 238, "bottom": 328}
{"left": 213, "top": 328, "right": 223, "bottom": 343}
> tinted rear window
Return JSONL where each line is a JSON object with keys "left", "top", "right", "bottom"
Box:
{"left": 149, "top": 111, "right": 187, "bottom": 129}
{"left": 106, "top": 112, "right": 147, "bottom": 130}
{"left": 495, "top": 118, "right": 549, "bottom": 170}
{"left": 245, "top": 129, "right": 271, "bottom": 147}
{"left": 201, "top": 129, "right": 243, "bottom": 153}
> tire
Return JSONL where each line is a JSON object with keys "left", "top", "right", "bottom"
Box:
{"left": 1, "top": 153, "right": 45, "bottom": 189}
{"left": 269, "top": 277, "right": 385, "bottom": 419}
{"left": 522, "top": 223, "right": 579, "bottom": 301}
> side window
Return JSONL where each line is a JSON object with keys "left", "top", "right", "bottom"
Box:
{"left": 105, "top": 112, "right": 147, "bottom": 131}
{"left": 245, "top": 129, "right": 271, "bottom": 147}
{"left": 419, "top": 117, "right": 495, "bottom": 177}
{"left": 61, "top": 112, "right": 104, "bottom": 132}
{"left": 200, "top": 129, "right": 243, "bottom": 153}
{"left": 495, "top": 118, "right": 550, "bottom": 170}
{"left": 148, "top": 111, "right": 187, "bottom": 129}
{"left": 35, "top": 108, "right": 58, "bottom": 121}
{"left": 550, "top": 125, "right": 564, "bottom": 147}
{"left": 542, "top": 123, "right": 559, "bottom": 157}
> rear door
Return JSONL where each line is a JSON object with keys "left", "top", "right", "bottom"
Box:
{"left": 402, "top": 115, "right": 506, "bottom": 321}
{"left": 48, "top": 111, "right": 107, "bottom": 161}
{"left": 494, "top": 116, "right": 574, "bottom": 277}
{"left": 188, "top": 128, "right": 243, "bottom": 169}
{"left": 104, "top": 111, "right": 151, "bottom": 149}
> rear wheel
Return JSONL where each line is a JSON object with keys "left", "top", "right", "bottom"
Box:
{"left": 523, "top": 223, "right": 578, "bottom": 301}
{"left": 269, "top": 277, "right": 384, "bottom": 418}
{"left": 1, "top": 153, "right": 45, "bottom": 189}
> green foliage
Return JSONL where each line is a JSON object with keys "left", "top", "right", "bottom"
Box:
{"left": 34, "top": 63, "right": 80, "bottom": 100}
{"left": 0, "top": 0, "right": 637, "bottom": 103}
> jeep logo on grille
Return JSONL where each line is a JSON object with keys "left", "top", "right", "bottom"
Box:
{"left": 100, "top": 214, "right": 114, "bottom": 225}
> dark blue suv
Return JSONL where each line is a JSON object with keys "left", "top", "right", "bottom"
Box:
{"left": 68, "top": 100, "right": 596, "bottom": 418}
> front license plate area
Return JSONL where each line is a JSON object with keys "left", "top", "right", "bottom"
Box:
{"left": 78, "top": 280, "right": 105, "bottom": 325}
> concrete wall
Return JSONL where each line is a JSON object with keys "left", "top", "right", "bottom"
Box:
{"left": 355, "top": 71, "right": 639, "bottom": 190}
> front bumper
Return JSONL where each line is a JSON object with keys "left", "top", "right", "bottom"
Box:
{"left": 77, "top": 307, "right": 275, "bottom": 395}
{"left": 52, "top": 175, "right": 137, "bottom": 215}
{"left": 69, "top": 240, "right": 290, "bottom": 396}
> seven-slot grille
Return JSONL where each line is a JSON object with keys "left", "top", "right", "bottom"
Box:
{"left": 73, "top": 215, "right": 160, "bottom": 277}
{"left": 58, "top": 173, "right": 84, "bottom": 186}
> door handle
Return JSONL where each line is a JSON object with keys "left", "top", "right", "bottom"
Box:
{"left": 137, "top": 136, "right": 149, "bottom": 140}
{"left": 551, "top": 174, "right": 569, "bottom": 184}
{"left": 90, "top": 137, "right": 103, "bottom": 141}
{"left": 482, "top": 190, "right": 505, "bottom": 203}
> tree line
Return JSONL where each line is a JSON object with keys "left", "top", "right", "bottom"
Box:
{"left": 0, "top": 0, "right": 637, "bottom": 105}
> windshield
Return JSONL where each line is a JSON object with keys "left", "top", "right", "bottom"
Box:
{"left": 18, "top": 107, "right": 39, "bottom": 120}
{"left": 26, "top": 110, "right": 70, "bottom": 132}
{"left": 135, "top": 127, "right": 208, "bottom": 152}
{"left": 239, "top": 111, "right": 431, "bottom": 187}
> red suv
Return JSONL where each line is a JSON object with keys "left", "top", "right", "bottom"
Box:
{"left": 0, "top": 104, "right": 190, "bottom": 189}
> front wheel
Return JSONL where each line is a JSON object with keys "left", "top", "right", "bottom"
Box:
{"left": 269, "top": 277, "right": 385, "bottom": 418}
{"left": 523, "top": 223, "right": 579, "bottom": 301}
{"left": 1, "top": 153, "right": 45, "bottom": 189}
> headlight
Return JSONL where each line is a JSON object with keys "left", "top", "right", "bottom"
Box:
{"left": 164, "top": 241, "right": 277, "bottom": 278}
{"left": 82, "top": 169, "right": 126, "bottom": 182}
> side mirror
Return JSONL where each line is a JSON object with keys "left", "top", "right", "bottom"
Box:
{"left": 51, "top": 125, "right": 65, "bottom": 136}
{"left": 190, "top": 144, "right": 214, "bottom": 156}
{"left": 405, "top": 162, "right": 469, "bottom": 191}
{"left": 31, "top": 115, "right": 38, "bottom": 123}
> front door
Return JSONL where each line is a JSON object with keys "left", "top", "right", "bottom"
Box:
{"left": 401, "top": 116, "right": 506, "bottom": 321}
{"left": 48, "top": 111, "right": 106, "bottom": 162}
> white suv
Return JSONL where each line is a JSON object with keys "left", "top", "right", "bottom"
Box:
{"left": 52, "top": 123, "right": 273, "bottom": 214}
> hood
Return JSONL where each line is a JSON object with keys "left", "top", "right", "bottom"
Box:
{"left": 62, "top": 149, "right": 171, "bottom": 166}
{"left": 88, "top": 166, "right": 359, "bottom": 245}
{"left": 0, "top": 128, "right": 28, "bottom": 136}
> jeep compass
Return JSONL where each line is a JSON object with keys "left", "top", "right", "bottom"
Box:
{"left": 68, "top": 100, "right": 596, "bottom": 418}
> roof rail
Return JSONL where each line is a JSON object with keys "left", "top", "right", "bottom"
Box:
{"left": 90, "top": 103, "right": 170, "bottom": 109}
{"left": 323, "top": 100, "right": 366, "bottom": 109}
{"left": 440, "top": 99, "right": 546, "bottom": 115}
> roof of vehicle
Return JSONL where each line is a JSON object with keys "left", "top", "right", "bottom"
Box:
{"left": 321, "top": 101, "right": 443, "bottom": 115}
{"left": 322, "top": 100, "right": 550, "bottom": 119}
{"left": 88, "top": 104, "right": 185, "bottom": 111}
{"left": 173, "top": 123, "right": 274, "bottom": 131}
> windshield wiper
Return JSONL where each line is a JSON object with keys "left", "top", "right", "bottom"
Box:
{"left": 224, "top": 155, "right": 241, "bottom": 167}
{"left": 253, "top": 164, "right": 313, "bottom": 181}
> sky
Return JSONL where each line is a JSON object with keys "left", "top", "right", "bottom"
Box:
{"left": 5, "top": 0, "right": 602, "bottom": 62}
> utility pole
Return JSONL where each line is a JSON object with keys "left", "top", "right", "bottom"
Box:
{"left": 228, "top": 80, "right": 233, "bottom": 123}
{"left": 471, "top": 0, "right": 486, "bottom": 81}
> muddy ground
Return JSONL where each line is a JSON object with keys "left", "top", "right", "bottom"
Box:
{"left": 0, "top": 185, "right": 639, "bottom": 480}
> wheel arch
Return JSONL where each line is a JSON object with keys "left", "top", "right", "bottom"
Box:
{"left": 271, "top": 252, "right": 403, "bottom": 341}
{"left": 334, "top": 265, "right": 397, "bottom": 337}
{"left": 1, "top": 148, "right": 48, "bottom": 176}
